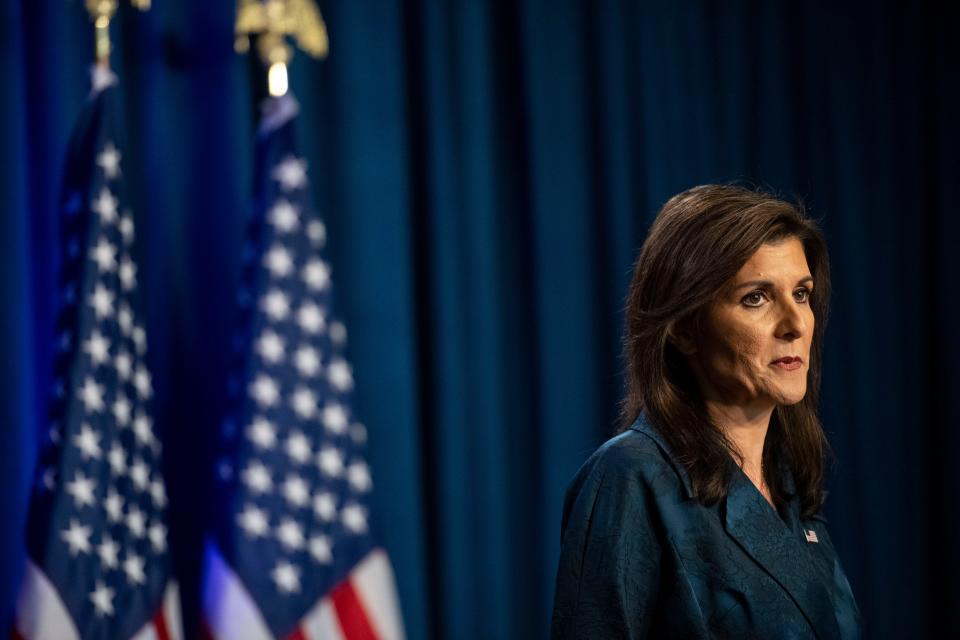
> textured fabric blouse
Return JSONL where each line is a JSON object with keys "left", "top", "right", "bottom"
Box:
{"left": 551, "top": 413, "right": 862, "bottom": 639}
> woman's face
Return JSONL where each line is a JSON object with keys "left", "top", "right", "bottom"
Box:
{"left": 688, "top": 237, "right": 815, "bottom": 412}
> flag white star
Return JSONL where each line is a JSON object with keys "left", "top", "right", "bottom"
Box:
{"left": 347, "top": 460, "right": 373, "bottom": 493}
{"left": 301, "top": 259, "right": 330, "bottom": 291}
{"left": 97, "top": 142, "right": 122, "bottom": 180}
{"left": 312, "top": 492, "right": 337, "bottom": 521}
{"left": 129, "top": 458, "right": 150, "bottom": 491}
{"left": 306, "top": 220, "right": 326, "bottom": 247}
{"left": 281, "top": 474, "right": 310, "bottom": 507}
{"left": 290, "top": 386, "right": 317, "bottom": 419}
{"left": 148, "top": 522, "right": 167, "bottom": 552}
{"left": 83, "top": 330, "right": 111, "bottom": 366}
{"left": 90, "top": 580, "right": 115, "bottom": 617}
{"left": 268, "top": 199, "right": 299, "bottom": 232}
{"left": 317, "top": 446, "right": 343, "bottom": 477}
{"left": 242, "top": 461, "right": 273, "bottom": 494}
{"left": 89, "top": 284, "right": 115, "bottom": 319}
{"left": 123, "top": 553, "right": 146, "bottom": 585}
{"left": 90, "top": 238, "right": 117, "bottom": 272}
{"left": 132, "top": 326, "right": 147, "bottom": 354}
{"left": 329, "top": 321, "right": 348, "bottom": 345}
{"left": 105, "top": 488, "right": 124, "bottom": 523}
{"left": 271, "top": 156, "right": 308, "bottom": 191}
{"left": 247, "top": 416, "right": 277, "bottom": 450}
{"left": 126, "top": 505, "right": 146, "bottom": 537}
{"left": 256, "top": 330, "right": 286, "bottom": 364}
{"left": 275, "top": 517, "right": 305, "bottom": 551}
{"left": 41, "top": 468, "right": 56, "bottom": 491}
{"left": 296, "top": 303, "right": 325, "bottom": 334}
{"left": 327, "top": 358, "right": 354, "bottom": 392}
{"left": 115, "top": 349, "right": 132, "bottom": 380}
{"left": 97, "top": 535, "right": 120, "bottom": 570}
{"left": 322, "top": 402, "right": 348, "bottom": 434}
{"left": 260, "top": 289, "right": 291, "bottom": 321}
{"left": 119, "top": 215, "right": 135, "bottom": 245}
{"left": 66, "top": 471, "right": 96, "bottom": 508}
{"left": 91, "top": 187, "right": 118, "bottom": 223}
{"left": 118, "top": 256, "right": 136, "bottom": 290}
{"left": 237, "top": 504, "right": 270, "bottom": 538}
{"left": 61, "top": 520, "right": 92, "bottom": 555}
{"left": 264, "top": 245, "right": 294, "bottom": 278}
{"left": 150, "top": 479, "right": 167, "bottom": 507}
{"left": 133, "top": 413, "right": 154, "bottom": 446}
{"left": 250, "top": 374, "right": 280, "bottom": 407}
{"left": 341, "top": 503, "right": 368, "bottom": 534}
{"left": 73, "top": 423, "right": 102, "bottom": 460}
{"left": 285, "top": 430, "right": 313, "bottom": 465}
{"left": 350, "top": 422, "right": 368, "bottom": 444}
{"left": 78, "top": 377, "right": 105, "bottom": 412}
{"left": 117, "top": 303, "right": 134, "bottom": 336}
{"left": 113, "top": 395, "right": 132, "bottom": 426}
{"left": 134, "top": 365, "right": 152, "bottom": 399}
{"left": 293, "top": 345, "right": 321, "bottom": 376}
{"left": 108, "top": 443, "right": 126, "bottom": 475}
{"left": 271, "top": 560, "right": 301, "bottom": 594}
{"left": 309, "top": 534, "right": 333, "bottom": 564}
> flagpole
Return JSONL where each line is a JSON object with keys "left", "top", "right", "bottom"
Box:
{"left": 17, "top": 3, "right": 181, "bottom": 637}
{"left": 203, "top": 6, "right": 405, "bottom": 637}
{"left": 84, "top": 0, "right": 151, "bottom": 70}
{"left": 235, "top": 0, "right": 329, "bottom": 97}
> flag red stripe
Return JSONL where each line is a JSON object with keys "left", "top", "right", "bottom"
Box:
{"left": 12, "top": 627, "right": 25, "bottom": 640}
{"left": 284, "top": 626, "right": 307, "bottom": 640}
{"left": 331, "top": 580, "right": 378, "bottom": 640}
{"left": 152, "top": 608, "right": 171, "bottom": 640}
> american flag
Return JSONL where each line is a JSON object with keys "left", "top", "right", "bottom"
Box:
{"left": 15, "top": 68, "right": 181, "bottom": 640}
{"left": 202, "top": 94, "right": 404, "bottom": 640}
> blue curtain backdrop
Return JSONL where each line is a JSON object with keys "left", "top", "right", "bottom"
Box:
{"left": 2, "top": 1, "right": 957, "bottom": 638}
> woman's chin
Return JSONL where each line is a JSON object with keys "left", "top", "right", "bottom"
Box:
{"left": 774, "top": 387, "right": 807, "bottom": 406}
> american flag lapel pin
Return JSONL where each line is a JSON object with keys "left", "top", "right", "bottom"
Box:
{"left": 804, "top": 529, "right": 819, "bottom": 543}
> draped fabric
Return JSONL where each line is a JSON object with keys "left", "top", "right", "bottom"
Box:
{"left": 1, "top": 2, "right": 956, "bottom": 639}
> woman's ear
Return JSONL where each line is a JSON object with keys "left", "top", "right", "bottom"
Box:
{"left": 667, "top": 321, "right": 697, "bottom": 355}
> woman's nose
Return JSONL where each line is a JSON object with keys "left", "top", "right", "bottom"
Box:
{"left": 775, "top": 300, "right": 807, "bottom": 340}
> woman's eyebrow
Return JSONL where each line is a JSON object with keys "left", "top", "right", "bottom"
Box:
{"left": 733, "top": 275, "right": 813, "bottom": 291}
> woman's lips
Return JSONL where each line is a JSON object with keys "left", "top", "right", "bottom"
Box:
{"left": 771, "top": 356, "right": 803, "bottom": 371}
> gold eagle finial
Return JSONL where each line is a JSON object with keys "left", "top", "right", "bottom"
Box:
{"left": 85, "top": 0, "right": 150, "bottom": 69}
{"left": 235, "top": 0, "right": 329, "bottom": 64}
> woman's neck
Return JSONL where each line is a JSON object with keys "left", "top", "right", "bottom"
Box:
{"left": 705, "top": 401, "right": 774, "bottom": 503}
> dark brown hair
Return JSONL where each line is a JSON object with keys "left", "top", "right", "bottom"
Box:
{"left": 621, "top": 184, "right": 831, "bottom": 518}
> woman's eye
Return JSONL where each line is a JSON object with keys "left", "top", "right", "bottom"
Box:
{"left": 742, "top": 291, "right": 767, "bottom": 307}
{"left": 794, "top": 288, "right": 811, "bottom": 303}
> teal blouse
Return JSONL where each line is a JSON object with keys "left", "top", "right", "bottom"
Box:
{"left": 551, "top": 414, "right": 862, "bottom": 639}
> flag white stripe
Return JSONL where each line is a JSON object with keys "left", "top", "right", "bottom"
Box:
{"left": 301, "top": 597, "right": 344, "bottom": 640}
{"left": 15, "top": 561, "right": 81, "bottom": 640}
{"left": 131, "top": 624, "right": 159, "bottom": 640}
{"left": 202, "top": 543, "right": 273, "bottom": 640}
{"left": 351, "top": 549, "right": 405, "bottom": 640}
{"left": 129, "top": 581, "right": 181, "bottom": 640}
{"left": 163, "top": 581, "right": 184, "bottom": 640}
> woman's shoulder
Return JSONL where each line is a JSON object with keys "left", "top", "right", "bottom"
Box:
{"left": 567, "top": 419, "right": 680, "bottom": 496}
{"left": 559, "top": 418, "right": 687, "bottom": 537}
{"left": 587, "top": 427, "right": 666, "bottom": 469}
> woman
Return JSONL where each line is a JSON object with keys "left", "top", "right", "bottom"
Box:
{"left": 551, "top": 185, "right": 862, "bottom": 638}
